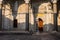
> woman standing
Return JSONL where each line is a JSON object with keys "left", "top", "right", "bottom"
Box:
{"left": 37, "top": 18, "right": 43, "bottom": 32}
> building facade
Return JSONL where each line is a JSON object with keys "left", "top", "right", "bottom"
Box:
{"left": 0, "top": 0, "right": 60, "bottom": 32}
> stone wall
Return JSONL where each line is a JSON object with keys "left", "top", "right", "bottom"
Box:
{"left": 32, "top": 2, "right": 54, "bottom": 32}
{"left": 2, "top": 3, "right": 13, "bottom": 30}
{"left": 1, "top": 1, "right": 55, "bottom": 32}
{"left": 57, "top": 11, "right": 60, "bottom": 31}
{"left": 0, "top": 2, "right": 2, "bottom": 30}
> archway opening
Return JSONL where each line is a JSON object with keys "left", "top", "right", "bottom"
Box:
{"left": 13, "top": 19, "right": 17, "bottom": 28}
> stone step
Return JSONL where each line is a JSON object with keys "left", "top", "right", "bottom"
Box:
{"left": 0, "top": 31, "right": 31, "bottom": 35}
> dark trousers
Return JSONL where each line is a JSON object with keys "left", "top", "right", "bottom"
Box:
{"left": 38, "top": 27, "right": 43, "bottom": 32}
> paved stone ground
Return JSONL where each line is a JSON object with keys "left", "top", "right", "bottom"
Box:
{"left": 0, "top": 32, "right": 60, "bottom": 40}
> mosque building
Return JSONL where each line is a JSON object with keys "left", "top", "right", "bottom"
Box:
{"left": 0, "top": 0, "right": 60, "bottom": 32}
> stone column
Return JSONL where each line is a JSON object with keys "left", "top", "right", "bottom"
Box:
{"left": 0, "top": 0, "right": 3, "bottom": 30}
{"left": 52, "top": 0, "right": 57, "bottom": 13}
{"left": 24, "top": 0, "right": 30, "bottom": 31}
{"left": 13, "top": 1, "right": 18, "bottom": 19}
{"left": 52, "top": 0, "right": 58, "bottom": 31}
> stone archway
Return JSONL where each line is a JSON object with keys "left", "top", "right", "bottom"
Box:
{"left": 2, "top": 2, "right": 13, "bottom": 30}
{"left": 17, "top": 3, "right": 30, "bottom": 31}
{"left": 35, "top": 2, "right": 54, "bottom": 32}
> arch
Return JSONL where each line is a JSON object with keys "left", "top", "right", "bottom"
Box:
{"left": 4, "top": 3, "right": 13, "bottom": 20}
{"left": 17, "top": 3, "right": 31, "bottom": 14}
{"left": 38, "top": 2, "right": 52, "bottom": 13}
{"left": 2, "top": 2, "right": 13, "bottom": 30}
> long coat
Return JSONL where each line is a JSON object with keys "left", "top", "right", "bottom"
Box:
{"left": 37, "top": 21, "right": 43, "bottom": 28}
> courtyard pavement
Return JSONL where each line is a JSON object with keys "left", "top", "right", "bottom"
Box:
{"left": 0, "top": 31, "right": 60, "bottom": 40}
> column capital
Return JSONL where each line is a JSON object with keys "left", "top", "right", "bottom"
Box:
{"left": 51, "top": 0, "right": 58, "bottom": 3}
{"left": 0, "top": 0, "right": 3, "bottom": 4}
{"left": 24, "top": 0, "right": 30, "bottom": 3}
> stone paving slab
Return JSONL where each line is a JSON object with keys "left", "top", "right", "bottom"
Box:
{"left": 0, "top": 31, "right": 60, "bottom": 40}
{"left": 0, "top": 31, "right": 31, "bottom": 35}
{"left": 0, "top": 32, "right": 60, "bottom": 40}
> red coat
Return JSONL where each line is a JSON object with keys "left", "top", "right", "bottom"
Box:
{"left": 37, "top": 21, "right": 43, "bottom": 28}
